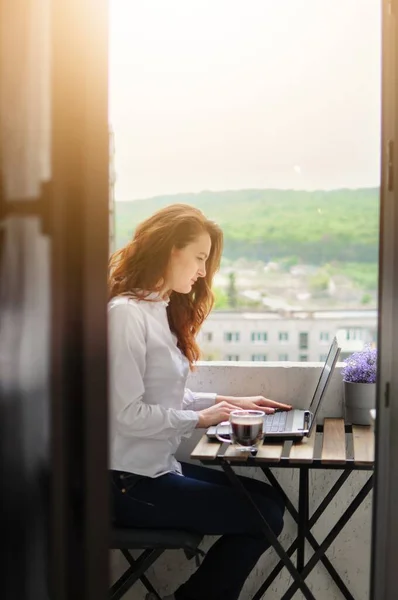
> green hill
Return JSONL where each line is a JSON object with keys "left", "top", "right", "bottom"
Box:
{"left": 114, "top": 188, "right": 379, "bottom": 265}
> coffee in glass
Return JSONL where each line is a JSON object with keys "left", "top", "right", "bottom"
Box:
{"left": 216, "top": 409, "right": 265, "bottom": 452}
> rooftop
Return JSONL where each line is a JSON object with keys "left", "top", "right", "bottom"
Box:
{"left": 208, "top": 309, "right": 378, "bottom": 321}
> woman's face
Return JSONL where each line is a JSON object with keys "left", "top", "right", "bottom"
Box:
{"left": 165, "top": 232, "right": 212, "bottom": 294}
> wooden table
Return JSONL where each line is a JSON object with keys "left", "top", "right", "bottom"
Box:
{"left": 191, "top": 418, "right": 374, "bottom": 600}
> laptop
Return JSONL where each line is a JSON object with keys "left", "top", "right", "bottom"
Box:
{"left": 207, "top": 337, "right": 341, "bottom": 441}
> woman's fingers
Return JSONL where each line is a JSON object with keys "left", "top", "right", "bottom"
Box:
{"left": 257, "top": 397, "right": 292, "bottom": 410}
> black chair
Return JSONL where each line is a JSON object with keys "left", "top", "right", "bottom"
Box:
{"left": 110, "top": 527, "right": 204, "bottom": 600}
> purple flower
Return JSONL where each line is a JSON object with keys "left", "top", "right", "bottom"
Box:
{"left": 341, "top": 346, "right": 377, "bottom": 384}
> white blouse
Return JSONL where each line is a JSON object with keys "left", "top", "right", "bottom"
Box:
{"left": 108, "top": 294, "right": 217, "bottom": 477}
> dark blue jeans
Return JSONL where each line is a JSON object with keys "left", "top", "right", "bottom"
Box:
{"left": 111, "top": 462, "right": 285, "bottom": 600}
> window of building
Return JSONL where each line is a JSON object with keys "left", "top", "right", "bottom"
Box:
{"left": 225, "top": 354, "right": 240, "bottom": 361}
{"left": 346, "top": 328, "right": 364, "bottom": 341}
{"left": 320, "top": 332, "right": 330, "bottom": 343}
{"left": 319, "top": 353, "right": 328, "bottom": 362}
{"left": 203, "top": 332, "right": 213, "bottom": 343}
{"left": 299, "top": 354, "right": 308, "bottom": 362}
{"left": 224, "top": 332, "right": 240, "bottom": 343}
{"left": 278, "top": 353, "right": 289, "bottom": 361}
{"left": 251, "top": 332, "right": 268, "bottom": 343}
{"left": 299, "top": 332, "right": 309, "bottom": 350}
{"left": 279, "top": 332, "right": 289, "bottom": 342}
{"left": 251, "top": 354, "right": 267, "bottom": 361}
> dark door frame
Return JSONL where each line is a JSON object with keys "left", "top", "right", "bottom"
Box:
{"left": 371, "top": 1, "right": 398, "bottom": 598}
{"left": 1, "top": 0, "right": 110, "bottom": 598}
{"left": 50, "top": 1, "right": 110, "bottom": 599}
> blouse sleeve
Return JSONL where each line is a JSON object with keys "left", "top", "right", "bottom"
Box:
{"left": 183, "top": 388, "right": 217, "bottom": 411}
{"left": 108, "top": 302, "right": 199, "bottom": 440}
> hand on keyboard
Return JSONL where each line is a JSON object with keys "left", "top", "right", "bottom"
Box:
{"left": 214, "top": 395, "right": 292, "bottom": 414}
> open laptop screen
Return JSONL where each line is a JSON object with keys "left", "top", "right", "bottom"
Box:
{"left": 307, "top": 337, "right": 341, "bottom": 433}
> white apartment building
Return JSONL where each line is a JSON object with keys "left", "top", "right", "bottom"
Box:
{"left": 198, "top": 309, "right": 377, "bottom": 362}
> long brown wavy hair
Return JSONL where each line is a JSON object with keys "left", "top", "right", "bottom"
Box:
{"left": 108, "top": 203, "right": 223, "bottom": 368}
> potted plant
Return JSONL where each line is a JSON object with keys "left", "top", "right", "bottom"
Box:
{"left": 341, "top": 345, "right": 377, "bottom": 425}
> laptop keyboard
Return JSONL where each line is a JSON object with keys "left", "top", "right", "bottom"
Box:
{"left": 264, "top": 411, "right": 288, "bottom": 433}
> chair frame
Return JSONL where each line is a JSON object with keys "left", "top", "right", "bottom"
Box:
{"left": 110, "top": 547, "right": 164, "bottom": 600}
{"left": 110, "top": 528, "right": 204, "bottom": 600}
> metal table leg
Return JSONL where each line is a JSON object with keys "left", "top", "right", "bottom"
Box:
{"left": 221, "top": 461, "right": 317, "bottom": 600}
{"left": 297, "top": 467, "right": 309, "bottom": 572}
{"left": 257, "top": 467, "right": 356, "bottom": 600}
{"left": 281, "top": 475, "right": 374, "bottom": 600}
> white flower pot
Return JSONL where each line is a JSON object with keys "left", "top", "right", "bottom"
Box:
{"left": 344, "top": 381, "right": 376, "bottom": 425}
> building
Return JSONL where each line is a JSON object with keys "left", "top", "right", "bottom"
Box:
{"left": 198, "top": 309, "right": 377, "bottom": 362}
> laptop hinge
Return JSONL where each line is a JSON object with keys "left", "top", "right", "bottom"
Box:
{"left": 298, "top": 410, "right": 312, "bottom": 432}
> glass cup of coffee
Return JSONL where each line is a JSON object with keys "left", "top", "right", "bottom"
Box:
{"left": 215, "top": 409, "right": 265, "bottom": 452}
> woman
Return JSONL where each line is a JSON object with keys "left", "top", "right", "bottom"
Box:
{"left": 108, "top": 204, "right": 291, "bottom": 600}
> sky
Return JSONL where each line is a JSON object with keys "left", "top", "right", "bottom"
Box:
{"left": 109, "top": 0, "right": 381, "bottom": 201}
